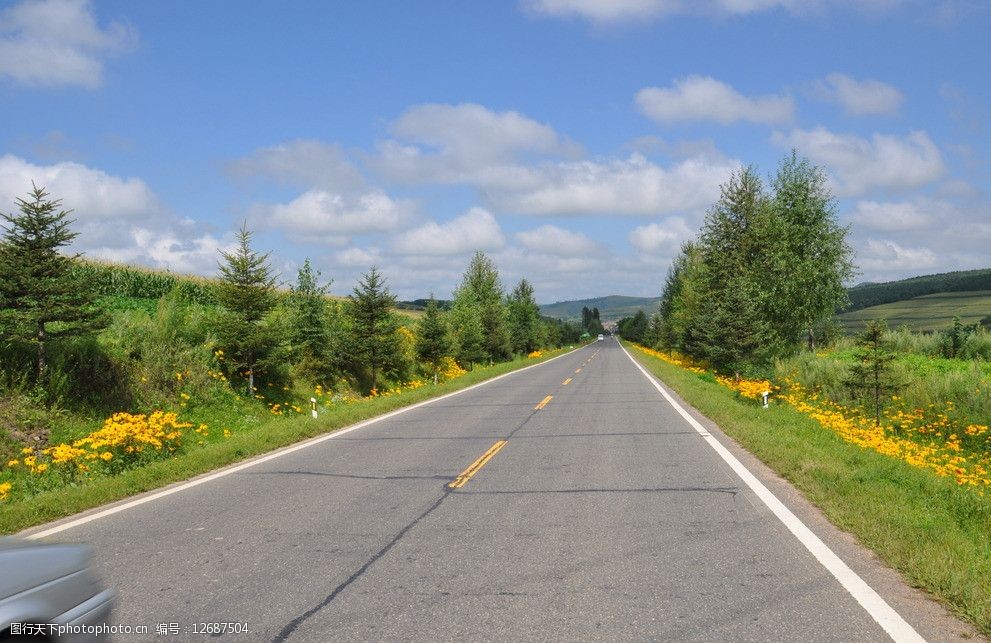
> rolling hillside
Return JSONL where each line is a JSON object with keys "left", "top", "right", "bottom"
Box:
{"left": 539, "top": 295, "right": 661, "bottom": 321}
{"left": 836, "top": 290, "right": 991, "bottom": 332}
{"left": 847, "top": 268, "right": 991, "bottom": 311}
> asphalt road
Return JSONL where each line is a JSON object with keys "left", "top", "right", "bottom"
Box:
{"left": 28, "top": 338, "right": 969, "bottom": 641}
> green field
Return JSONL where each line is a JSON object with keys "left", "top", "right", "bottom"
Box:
{"left": 836, "top": 290, "right": 991, "bottom": 332}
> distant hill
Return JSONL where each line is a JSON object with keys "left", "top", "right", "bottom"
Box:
{"left": 837, "top": 290, "right": 991, "bottom": 333}
{"left": 846, "top": 268, "right": 991, "bottom": 312}
{"left": 539, "top": 295, "right": 661, "bottom": 321}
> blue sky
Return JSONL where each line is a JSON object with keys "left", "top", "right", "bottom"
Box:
{"left": 1, "top": 0, "right": 988, "bottom": 302}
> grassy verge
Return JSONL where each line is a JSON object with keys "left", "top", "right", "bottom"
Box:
{"left": 625, "top": 341, "right": 991, "bottom": 635}
{"left": 1, "top": 348, "right": 574, "bottom": 535}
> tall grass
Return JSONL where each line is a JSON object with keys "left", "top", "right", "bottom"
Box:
{"left": 778, "top": 327, "right": 991, "bottom": 431}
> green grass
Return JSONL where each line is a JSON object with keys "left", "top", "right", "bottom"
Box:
{"left": 837, "top": 290, "right": 991, "bottom": 332}
{"left": 0, "top": 348, "right": 574, "bottom": 535}
{"left": 626, "top": 342, "right": 991, "bottom": 635}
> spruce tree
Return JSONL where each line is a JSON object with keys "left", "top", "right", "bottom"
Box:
{"left": 416, "top": 295, "right": 452, "bottom": 379}
{"left": 214, "top": 223, "right": 278, "bottom": 394}
{"left": 694, "top": 166, "right": 775, "bottom": 368}
{"left": 845, "top": 320, "right": 902, "bottom": 427}
{"left": 0, "top": 184, "right": 105, "bottom": 378}
{"left": 452, "top": 251, "right": 511, "bottom": 361}
{"left": 451, "top": 301, "right": 486, "bottom": 368}
{"left": 347, "top": 267, "right": 399, "bottom": 392}
{"left": 507, "top": 278, "right": 543, "bottom": 354}
{"left": 289, "top": 258, "right": 331, "bottom": 374}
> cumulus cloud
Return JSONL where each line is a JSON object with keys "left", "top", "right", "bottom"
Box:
{"left": 516, "top": 224, "right": 600, "bottom": 257}
{"left": 255, "top": 189, "right": 411, "bottom": 246}
{"left": 374, "top": 102, "right": 737, "bottom": 217}
{"left": 332, "top": 246, "right": 382, "bottom": 268}
{"left": 847, "top": 199, "right": 940, "bottom": 231}
{"left": 636, "top": 76, "right": 794, "bottom": 126}
{"left": 0, "top": 0, "right": 136, "bottom": 88}
{"left": 489, "top": 154, "right": 738, "bottom": 216}
{"left": 393, "top": 207, "right": 504, "bottom": 256}
{"left": 814, "top": 73, "right": 903, "bottom": 116}
{"left": 228, "top": 140, "right": 365, "bottom": 192}
{"left": 377, "top": 102, "right": 581, "bottom": 184}
{"left": 0, "top": 154, "right": 159, "bottom": 223}
{"left": 858, "top": 239, "right": 937, "bottom": 272}
{"left": 88, "top": 229, "right": 232, "bottom": 275}
{"left": 629, "top": 217, "right": 694, "bottom": 253}
{"left": 0, "top": 154, "right": 227, "bottom": 272}
{"left": 771, "top": 127, "right": 945, "bottom": 196}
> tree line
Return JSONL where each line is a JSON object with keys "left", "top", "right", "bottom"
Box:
{"left": 619, "top": 153, "right": 856, "bottom": 375}
{"left": 0, "top": 185, "right": 579, "bottom": 405}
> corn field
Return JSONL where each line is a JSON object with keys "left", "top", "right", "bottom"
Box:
{"left": 70, "top": 260, "right": 216, "bottom": 305}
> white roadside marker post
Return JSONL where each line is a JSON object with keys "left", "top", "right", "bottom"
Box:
{"left": 762, "top": 391, "right": 770, "bottom": 409}
{"left": 310, "top": 397, "right": 318, "bottom": 418}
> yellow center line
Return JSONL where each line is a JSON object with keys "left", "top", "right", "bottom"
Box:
{"left": 448, "top": 440, "right": 508, "bottom": 489}
{"left": 534, "top": 395, "right": 553, "bottom": 410}
{"left": 575, "top": 368, "right": 582, "bottom": 373}
{"left": 562, "top": 377, "right": 572, "bottom": 385}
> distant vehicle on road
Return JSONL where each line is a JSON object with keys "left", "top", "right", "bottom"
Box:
{"left": 597, "top": 334, "right": 604, "bottom": 341}
{"left": 1, "top": 537, "right": 114, "bottom": 640}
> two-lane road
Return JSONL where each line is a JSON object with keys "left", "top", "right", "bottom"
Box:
{"left": 27, "top": 339, "right": 949, "bottom": 640}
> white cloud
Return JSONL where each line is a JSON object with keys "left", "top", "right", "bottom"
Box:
{"left": 228, "top": 140, "right": 364, "bottom": 192}
{"left": 629, "top": 217, "right": 694, "bottom": 253}
{"left": 0, "top": 0, "right": 136, "bottom": 88}
{"left": 89, "top": 230, "right": 232, "bottom": 275}
{"left": 523, "top": 0, "right": 682, "bottom": 23}
{"left": 523, "top": 0, "right": 897, "bottom": 24}
{"left": 0, "top": 154, "right": 158, "bottom": 222}
{"left": 375, "top": 102, "right": 737, "bottom": 217}
{"left": 256, "top": 189, "right": 410, "bottom": 246}
{"left": 393, "top": 207, "right": 504, "bottom": 256}
{"left": 847, "top": 199, "right": 939, "bottom": 232}
{"left": 0, "top": 154, "right": 228, "bottom": 273}
{"left": 859, "top": 239, "right": 937, "bottom": 272}
{"left": 332, "top": 246, "right": 382, "bottom": 268}
{"left": 771, "top": 127, "right": 945, "bottom": 196}
{"left": 636, "top": 76, "right": 794, "bottom": 125}
{"left": 376, "top": 102, "right": 581, "bottom": 184}
{"left": 814, "top": 73, "right": 903, "bottom": 116}
{"left": 489, "top": 154, "right": 738, "bottom": 216}
{"left": 516, "top": 224, "right": 600, "bottom": 257}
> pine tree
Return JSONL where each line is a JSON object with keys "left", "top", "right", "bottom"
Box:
{"left": 288, "top": 258, "right": 332, "bottom": 377}
{"left": 694, "top": 166, "right": 775, "bottom": 368}
{"left": 214, "top": 223, "right": 278, "bottom": 394}
{"left": 507, "top": 278, "right": 543, "bottom": 354}
{"left": 846, "top": 320, "right": 902, "bottom": 427}
{"left": 452, "top": 251, "right": 510, "bottom": 361}
{"left": 0, "top": 184, "right": 105, "bottom": 378}
{"left": 347, "top": 267, "right": 399, "bottom": 393}
{"left": 451, "top": 301, "right": 486, "bottom": 369}
{"left": 416, "top": 295, "right": 452, "bottom": 378}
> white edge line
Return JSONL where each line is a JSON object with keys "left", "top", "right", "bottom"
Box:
{"left": 24, "top": 346, "right": 586, "bottom": 540}
{"left": 619, "top": 342, "right": 925, "bottom": 643}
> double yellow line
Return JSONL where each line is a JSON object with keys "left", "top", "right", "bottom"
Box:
{"left": 448, "top": 357, "right": 586, "bottom": 489}
{"left": 448, "top": 440, "right": 507, "bottom": 488}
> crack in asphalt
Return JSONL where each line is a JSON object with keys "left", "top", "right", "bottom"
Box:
{"left": 242, "top": 471, "right": 452, "bottom": 482}
{"left": 271, "top": 385, "right": 551, "bottom": 641}
{"left": 449, "top": 486, "right": 741, "bottom": 496}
